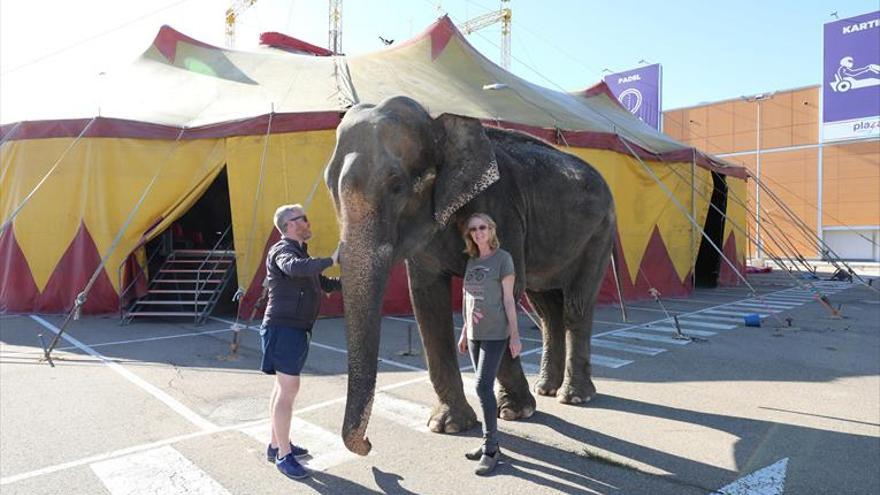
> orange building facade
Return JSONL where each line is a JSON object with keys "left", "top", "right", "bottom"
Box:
{"left": 664, "top": 85, "right": 880, "bottom": 262}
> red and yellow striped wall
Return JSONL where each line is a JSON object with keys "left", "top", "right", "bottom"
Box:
{"left": 1, "top": 122, "right": 747, "bottom": 316}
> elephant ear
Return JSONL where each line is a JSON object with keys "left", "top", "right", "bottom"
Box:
{"left": 432, "top": 113, "right": 499, "bottom": 226}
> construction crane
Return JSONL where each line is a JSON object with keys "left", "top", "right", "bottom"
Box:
{"left": 225, "top": 0, "right": 258, "bottom": 48}
{"left": 460, "top": 0, "right": 511, "bottom": 70}
{"left": 329, "top": 0, "right": 343, "bottom": 54}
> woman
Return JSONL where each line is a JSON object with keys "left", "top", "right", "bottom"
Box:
{"left": 457, "top": 213, "right": 522, "bottom": 476}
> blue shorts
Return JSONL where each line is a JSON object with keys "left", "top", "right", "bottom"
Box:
{"left": 260, "top": 324, "right": 311, "bottom": 376}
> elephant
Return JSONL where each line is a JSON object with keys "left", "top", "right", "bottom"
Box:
{"left": 324, "top": 96, "right": 616, "bottom": 455}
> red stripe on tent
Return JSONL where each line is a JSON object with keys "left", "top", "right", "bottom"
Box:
{"left": 260, "top": 32, "right": 334, "bottom": 56}
{"left": 36, "top": 222, "right": 118, "bottom": 314}
{"left": 580, "top": 81, "right": 621, "bottom": 103}
{"left": 0, "top": 113, "right": 342, "bottom": 141}
{"left": 0, "top": 227, "right": 40, "bottom": 313}
{"left": 597, "top": 227, "right": 693, "bottom": 305}
{"left": 186, "top": 112, "right": 342, "bottom": 138}
{"left": 717, "top": 231, "right": 745, "bottom": 287}
{"left": 430, "top": 16, "right": 456, "bottom": 60}
{"left": 483, "top": 120, "right": 557, "bottom": 143}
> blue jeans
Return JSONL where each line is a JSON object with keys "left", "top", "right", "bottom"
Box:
{"left": 468, "top": 338, "right": 508, "bottom": 454}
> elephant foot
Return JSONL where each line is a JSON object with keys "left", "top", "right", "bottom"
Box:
{"left": 556, "top": 378, "right": 597, "bottom": 405}
{"left": 427, "top": 402, "right": 477, "bottom": 433}
{"left": 534, "top": 374, "right": 563, "bottom": 397}
{"left": 497, "top": 387, "right": 536, "bottom": 421}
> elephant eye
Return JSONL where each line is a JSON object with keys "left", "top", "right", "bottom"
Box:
{"left": 389, "top": 177, "right": 406, "bottom": 195}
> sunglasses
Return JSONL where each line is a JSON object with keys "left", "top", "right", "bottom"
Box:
{"left": 287, "top": 214, "right": 308, "bottom": 224}
{"left": 468, "top": 225, "right": 489, "bottom": 232}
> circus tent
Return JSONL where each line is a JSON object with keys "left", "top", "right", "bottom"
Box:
{"left": 0, "top": 16, "right": 748, "bottom": 316}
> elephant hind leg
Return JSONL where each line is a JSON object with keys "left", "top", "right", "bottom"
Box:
{"left": 558, "top": 230, "right": 613, "bottom": 405}
{"left": 526, "top": 289, "right": 566, "bottom": 397}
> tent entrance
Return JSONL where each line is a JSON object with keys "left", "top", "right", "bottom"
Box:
{"left": 694, "top": 172, "right": 728, "bottom": 288}
{"left": 125, "top": 167, "right": 239, "bottom": 321}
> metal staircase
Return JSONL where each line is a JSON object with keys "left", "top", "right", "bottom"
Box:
{"left": 121, "top": 227, "right": 236, "bottom": 325}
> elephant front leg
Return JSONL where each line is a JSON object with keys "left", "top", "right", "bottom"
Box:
{"left": 496, "top": 351, "right": 536, "bottom": 420}
{"left": 407, "top": 261, "right": 477, "bottom": 433}
{"left": 527, "top": 289, "right": 566, "bottom": 396}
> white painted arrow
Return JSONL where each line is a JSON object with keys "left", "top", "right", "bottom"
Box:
{"left": 710, "top": 458, "right": 789, "bottom": 495}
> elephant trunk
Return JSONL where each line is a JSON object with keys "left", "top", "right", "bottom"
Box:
{"left": 339, "top": 224, "right": 393, "bottom": 456}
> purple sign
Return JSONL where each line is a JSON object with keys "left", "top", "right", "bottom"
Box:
{"left": 823, "top": 11, "right": 880, "bottom": 141}
{"left": 603, "top": 63, "right": 662, "bottom": 130}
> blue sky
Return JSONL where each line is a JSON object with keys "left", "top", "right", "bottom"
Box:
{"left": 1, "top": 0, "right": 878, "bottom": 110}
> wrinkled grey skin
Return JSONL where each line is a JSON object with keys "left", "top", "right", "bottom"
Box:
{"left": 325, "top": 96, "right": 615, "bottom": 456}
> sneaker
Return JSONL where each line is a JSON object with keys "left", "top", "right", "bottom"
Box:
{"left": 465, "top": 445, "right": 484, "bottom": 461}
{"left": 276, "top": 454, "right": 309, "bottom": 480}
{"left": 475, "top": 450, "right": 500, "bottom": 476}
{"left": 267, "top": 442, "right": 309, "bottom": 462}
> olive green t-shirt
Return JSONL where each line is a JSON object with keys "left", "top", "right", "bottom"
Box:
{"left": 464, "top": 249, "right": 515, "bottom": 341}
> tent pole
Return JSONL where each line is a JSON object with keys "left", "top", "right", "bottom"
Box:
{"left": 691, "top": 149, "right": 697, "bottom": 290}
{"left": 609, "top": 251, "right": 628, "bottom": 322}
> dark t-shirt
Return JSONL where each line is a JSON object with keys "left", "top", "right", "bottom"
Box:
{"left": 463, "top": 249, "right": 514, "bottom": 341}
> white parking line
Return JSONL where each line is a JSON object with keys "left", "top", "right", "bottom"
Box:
{"left": 30, "top": 316, "right": 218, "bottom": 432}
{"left": 90, "top": 446, "right": 231, "bottom": 495}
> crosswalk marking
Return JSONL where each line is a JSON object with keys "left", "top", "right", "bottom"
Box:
{"left": 590, "top": 354, "right": 634, "bottom": 368}
{"left": 704, "top": 309, "right": 769, "bottom": 318}
{"left": 764, "top": 294, "right": 815, "bottom": 301}
{"left": 240, "top": 419, "right": 358, "bottom": 472}
{"left": 374, "top": 392, "right": 431, "bottom": 431}
{"left": 674, "top": 319, "right": 738, "bottom": 330}
{"left": 591, "top": 338, "right": 666, "bottom": 356}
{"left": 90, "top": 446, "right": 231, "bottom": 495}
{"left": 731, "top": 301, "right": 795, "bottom": 310}
{"left": 641, "top": 324, "right": 717, "bottom": 337}
{"left": 684, "top": 313, "right": 745, "bottom": 323}
{"left": 609, "top": 331, "right": 692, "bottom": 345}
{"left": 726, "top": 305, "right": 780, "bottom": 314}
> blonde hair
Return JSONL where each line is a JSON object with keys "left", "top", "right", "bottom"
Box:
{"left": 462, "top": 213, "right": 500, "bottom": 258}
{"left": 273, "top": 204, "right": 303, "bottom": 234}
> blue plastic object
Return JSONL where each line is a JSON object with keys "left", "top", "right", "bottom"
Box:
{"left": 744, "top": 313, "right": 761, "bottom": 327}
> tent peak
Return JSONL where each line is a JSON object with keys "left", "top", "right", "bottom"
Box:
{"left": 151, "top": 25, "right": 223, "bottom": 63}
{"left": 259, "top": 32, "right": 334, "bottom": 56}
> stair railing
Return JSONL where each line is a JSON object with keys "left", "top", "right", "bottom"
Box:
{"left": 118, "top": 244, "right": 167, "bottom": 322}
{"left": 193, "top": 224, "right": 233, "bottom": 322}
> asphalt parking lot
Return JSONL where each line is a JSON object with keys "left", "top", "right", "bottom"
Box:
{"left": 1, "top": 272, "right": 878, "bottom": 494}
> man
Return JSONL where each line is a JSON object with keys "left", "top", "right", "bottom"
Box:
{"left": 260, "top": 204, "right": 341, "bottom": 480}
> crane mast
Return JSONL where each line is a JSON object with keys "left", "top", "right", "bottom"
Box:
{"left": 460, "top": 0, "right": 511, "bottom": 70}
{"left": 225, "top": 0, "right": 257, "bottom": 48}
{"left": 329, "top": 0, "right": 343, "bottom": 54}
